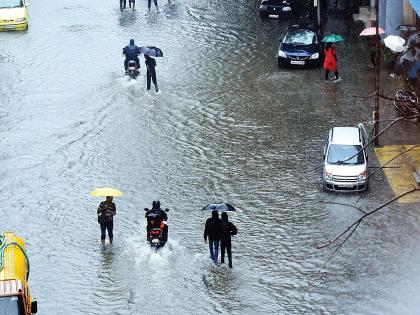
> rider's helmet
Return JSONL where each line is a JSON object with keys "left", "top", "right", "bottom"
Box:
{"left": 130, "top": 39, "right": 135, "bottom": 45}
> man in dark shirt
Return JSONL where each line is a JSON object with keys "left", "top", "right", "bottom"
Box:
{"left": 97, "top": 196, "right": 116, "bottom": 244}
{"left": 123, "top": 39, "right": 141, "bottom": 72}
{"left": 145, "top": 200, "right": 168, "bottom": 243}
{"left": 145, "top": 55, "right": 158, "bottom": 92}
{"left": 204, "top": 210, "right": 222, "bottom": 265}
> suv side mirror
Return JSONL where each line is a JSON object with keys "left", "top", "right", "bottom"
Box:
{"left": 165, "top": 208, "right": 169, "bottom": 212}
{"left": 144, "top": 208, "right": 149, "bottom": 211}
{"left": 31, "top": 301, "right": 37, "bottom": 313}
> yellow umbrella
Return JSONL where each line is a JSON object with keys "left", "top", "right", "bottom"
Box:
{"left": 90, "top": 187, "right": 123, "bottom": 197}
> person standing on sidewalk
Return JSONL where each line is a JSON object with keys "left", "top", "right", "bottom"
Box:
{"left": 97, "top": 196, "right": 116, "bottom": 244}
{"left": 204, "top": 210, "right": 222, "bottom": 265}
{"left": 145, "top": 55, "right": 159, "bottom": 92}
{"left": 220, "top": 212, "right": 237, "bottom": 268}
{"left": 323, "top": 42, "right": 340, "bottom": 82}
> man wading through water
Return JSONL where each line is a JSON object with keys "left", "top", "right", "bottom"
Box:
{"left": 220, "top": 212, "right": 237, "bottom": 268}
{"left": 97, "top": 196, "right": 116, "bottom": 244}
{"left": 204, "top": 210, "right": 222, "bottom": 265}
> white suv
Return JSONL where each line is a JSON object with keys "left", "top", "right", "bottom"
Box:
{"left": 323, "top": 126, "right": 368, "bottom": 192}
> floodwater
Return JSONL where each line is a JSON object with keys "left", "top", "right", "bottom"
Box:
{"left": 1, "top": 0, "right": 420, "bottom": 314}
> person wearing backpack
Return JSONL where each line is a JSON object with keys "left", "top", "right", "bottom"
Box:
{"left": 220, "top": 212, "right": 237, "bottom": 268}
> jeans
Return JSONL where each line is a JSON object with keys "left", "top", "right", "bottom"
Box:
{"left": 100, "top": 220, "right": 113, "bottom": 240}
{"left": 208, "top": 240, "right": 219, "bottom": 265}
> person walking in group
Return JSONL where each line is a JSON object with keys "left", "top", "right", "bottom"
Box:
{"left": 220, "top": 212, "right": 237, "bottom": 269}
{"left": 204, "top": 210, "right": 222, "bottom": 265}
{"left": 97, "top": 196, "right": 116, "bottom": 244}
{"left": 148, "top": 0, "right": 159, "bottom": 12}
{"left": 323, "top": 42, "right": 340, "bottom": 82}
{"left": 145, "top": 55, "right": 158, "bottom": 92}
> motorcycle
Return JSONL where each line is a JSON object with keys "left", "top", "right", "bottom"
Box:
{"left": 126, "top": 60, "right": 139, "bottom": 80}
{"left": 394, "top": 90, "right": 420, "bottom": 121}
{"left": 144, "top": 208, "right": 169, "bottom": 250}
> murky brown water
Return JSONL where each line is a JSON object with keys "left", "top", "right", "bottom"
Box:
{"left": 1, "top": 0, "right": 420, "bottom": 314}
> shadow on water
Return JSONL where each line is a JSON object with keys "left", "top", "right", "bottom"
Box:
{"left": 202, "top": 268, "right": 241, "bottom": 313}
{"left": 118, "top": 10, "right": 138, "bottom": 28}
{"left": 99, "top": 243, "right": 116, "bottom": 272}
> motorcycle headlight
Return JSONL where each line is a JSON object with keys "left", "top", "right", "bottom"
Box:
{"left": 15, "top": 17, "right": 26, "bottom": 22}
{"left": 309, "top": 52, "right": 319, "bottom": 59}
{"left": 260, "top": 5, "right": 268, "bottom": 10}
{"left": 324, "top": 172, "right": 333, "bottom": 181}
{"left": 278, "top": 50, "right": 287, "bottom": 58}
{"left": 358, "top": 172, "right": 366, "bottom": 182}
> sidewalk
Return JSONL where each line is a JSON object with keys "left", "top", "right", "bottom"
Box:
{"left": 375, "top": 145, "right": 420, "bottom": 203}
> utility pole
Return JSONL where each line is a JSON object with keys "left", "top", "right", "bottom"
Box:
{"left": 373, "top": 0, "right": 380, "bottom": 146}
{"left": 316, "top": 0, "right": 321, "bottom": 28}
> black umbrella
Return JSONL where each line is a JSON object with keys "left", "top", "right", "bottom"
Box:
{"left": 140, "top": 46, "right": 163, "bottom": 57}
{"left": 201, "top": 203, "right": 236, "bottom": 212}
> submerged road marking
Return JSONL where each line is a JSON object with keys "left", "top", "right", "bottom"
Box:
{"left": 374, "top": 145, "right": 420, "bottom": 203}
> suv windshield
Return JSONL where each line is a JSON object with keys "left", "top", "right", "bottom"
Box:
{"left": 283, "top": 29, "right": 315, "bottom": 45}
{"left": 0, "top": 296, "right": 24, "bottom": 315}
{"left": 327, "top": 144, "right": 365, "bottom": 165}
{"left": 0, "top": 0, "right": 23, "bottom": 8}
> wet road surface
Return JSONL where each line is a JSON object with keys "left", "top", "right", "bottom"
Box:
{"left": 1, "top": 0, "right": 420, "bottom": 314}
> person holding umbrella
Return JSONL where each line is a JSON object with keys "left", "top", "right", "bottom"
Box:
{"left": 321, "top": 34, "right": 343, "bottom": 82}
{"left": 97, "top": 196, "right": 116, "bottom": 244}
{"left": 140, "top": 46, "right": 163, "bottom": 93}
{"left": 145, "top": 55, "right": 158, "bottom": 92}
{"left": 90, "top": 187, "right": 123, "bottom": 245}
{"left": 323, "top": 42, "right": 340, "bottom": 82}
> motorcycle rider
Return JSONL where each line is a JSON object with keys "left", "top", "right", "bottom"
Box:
{"left": 145, "top": 200, "right": 168, "bottom": 243}
{"left": 122, "top": 39, "right": 141, "bottom": 74}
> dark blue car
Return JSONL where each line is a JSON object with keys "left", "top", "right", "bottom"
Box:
{"left": 277, "top": 24, "right": 323, "bottom": 68}
{"left": 259, "top": 0, "right": 294, "bottom": 19}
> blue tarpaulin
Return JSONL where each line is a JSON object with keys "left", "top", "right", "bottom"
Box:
{"left": 409, "top": 0, "right": 420, "bottom": 16}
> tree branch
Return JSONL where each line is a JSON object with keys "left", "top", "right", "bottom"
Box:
{"left": 317, "top": 188, "right": 418, "bottom": 250}
{"left": 319, "top": 201, "right": 366, "bottom": 214}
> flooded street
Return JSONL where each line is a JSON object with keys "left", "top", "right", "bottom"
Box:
{"left": 2, "top": 0, "right": 420, "bottom": 314}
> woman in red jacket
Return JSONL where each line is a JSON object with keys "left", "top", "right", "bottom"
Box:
{"left": 323, "top": 42, "right": 340, "bottom": 82}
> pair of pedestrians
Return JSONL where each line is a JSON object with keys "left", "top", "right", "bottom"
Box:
{"left": 204, "top": 210, "right": 237, "bottom": 268}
